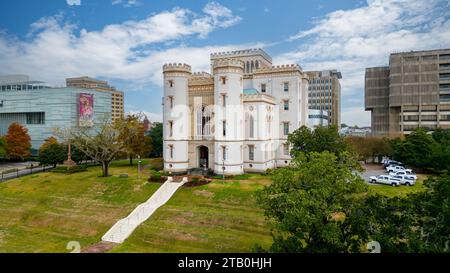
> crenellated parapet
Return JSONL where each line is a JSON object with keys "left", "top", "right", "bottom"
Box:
{"left": 163, "top": 63, "right": 192, "bottom": 74}
{"left": 210, "top": 48, "right": 272, "bottom": 63}
{"left": 254, "top": 64, "right": 304, "bottom": 76}
{"left": 189, "top": 72, "right": 214, "bottom": 86}
{"left": 212, "top": 59, "right": 244, "bottom": 72}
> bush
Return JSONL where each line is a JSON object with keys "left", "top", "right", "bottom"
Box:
{"left": 148, "top": 170, "right": 166, "bottom": 182}
{"left": 51, "top": 165, "right": 87, "bottom": 174}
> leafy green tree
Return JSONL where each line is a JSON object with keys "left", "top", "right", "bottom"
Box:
{"left": 392, "top": 128, "right": 439, "bottom": 171}
{"left": 358, "top": 175, "right": 450, "bottom": 253}
{"left": 68, "top": 144, "right": 90, "bottom": 164}
{"left": 288, "top": 126, "right": 350, "bottom": 159}
{"left": 147, "top": 122, "right": 163, "bottom": 158}
{"left": 117, "top": 114, "right": 153, "bottom": 165}
{"left": 346, "top": 136, "right": 393, "bottom": 163}
{"left": 38, "top": 137, "right": 66, "bottom": 167}
{"left": 256, "top": 151, "right": 369, "bottom": 253}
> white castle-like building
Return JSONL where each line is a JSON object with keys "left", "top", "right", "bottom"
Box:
{"left": 162, "top": 48, "right": 309, "bottom": 175}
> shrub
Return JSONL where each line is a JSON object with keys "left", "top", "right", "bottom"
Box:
{"left": 51, "top": 165, "right": 87, "bottom": 174}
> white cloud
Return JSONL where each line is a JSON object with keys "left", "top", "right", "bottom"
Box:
{"left": 0, "top": 3, "right": 243, "bottom": 87}
{"left": 341, "top": 107, "right": 371, "bottom": 127}
{"left": 278, "top": 0, "right": 450, "bottom": 126}
{"left": 66, "top": 0, "right": 81, "bottom": 6}
{"left": 112, "top": 0, "right": 140, "bottom": 7}
{"left": 127, "top": 110, "right": 163, "bottom": 122}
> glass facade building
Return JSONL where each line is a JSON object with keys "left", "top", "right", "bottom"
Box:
{"left": 0, "top": 84, "right": 112, "bottom": 150}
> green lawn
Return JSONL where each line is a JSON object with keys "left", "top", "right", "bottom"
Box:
{"left": 368, "top": 174, "right": 428, "bottom": 198}
{"left": 0, "top": 160, "right": 272, "bottom": 253}
{"left": 0, "top": 158, "right": 162, "bottom": 253}
{"left": 111, "top": 173, "right": 273, "bottom": 253}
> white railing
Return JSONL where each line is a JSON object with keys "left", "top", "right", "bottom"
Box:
{"left": 102, "top": 177, "right": 187, "bottom": 244}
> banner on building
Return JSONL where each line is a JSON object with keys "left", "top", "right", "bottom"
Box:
{"left": 79, "top": 93, "right": 94, "bottom": 127}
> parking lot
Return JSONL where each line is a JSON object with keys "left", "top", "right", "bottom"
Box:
{"left": 359, "top": 163, "right": 388, "bottom": 185}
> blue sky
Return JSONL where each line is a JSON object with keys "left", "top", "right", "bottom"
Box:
{"left": 1, "top": 0, "right": 449, "bottom": 125}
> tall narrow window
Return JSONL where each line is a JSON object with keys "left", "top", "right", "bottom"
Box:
{"left": 168, "top": 80, "right": 174, "bottom": 88}
{"left": 222, "top": 146, "right": 227, "bottom": 161}
{"left": 169, "top": 145, "right": 174, "bottom": 159}
{"left": 168, "top": 96, "right": 173, "bottom": 109}
{"left": 222, "top": 120, "right": 226, "bottom": 137}
{"left": 284, "top": 100, "right": 289, "bottom": 111}
{"left": 196, "top": 106, "right": 211, "bottom": 137}
{"left": 249, "top": 145, "right": 255, "bottom": 161}
{"left": 249, "top": 115, "right": 255, "bottom": 138}
{"left": 222, "top": 94, "right": 226, "bottom": 107}
{"left": 169, "top": 121, "right": 173, "bottom": 137}
{"left": 283, "top": 143, "right": 289, "bottom": 156}
{"left": 261, "top": 83, "right": 266, "bottom": 93}
{"left": 283, "top": 122, "right": 289, "bottom": 136}
{"left": 283, "top": 82, "right": 289, "bottom": 92}
{"left": 221, "top": 76, "right": 227, "bottom": 85}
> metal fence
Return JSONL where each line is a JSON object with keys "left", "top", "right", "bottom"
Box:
{"left": 0, "top": 164, "right": 55, "bottom": 182}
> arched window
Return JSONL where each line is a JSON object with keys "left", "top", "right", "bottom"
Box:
{"left": 196, "top": 105, "right": 211, "bottom": 137}
{"left": 246, "top": 61, "right": 250, "bottom": 73}
{"left": 255, "top": 60, "right": 259, "bottom": 70}
{"left": 251, "top": 60, "right": 255, "bottom": 73}
{"left": 249, "top": 115, "right": 255, "bottom": 138}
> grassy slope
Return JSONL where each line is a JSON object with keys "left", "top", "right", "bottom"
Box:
{"left": 111, "top": 175, "right": 273, "bottom": 253}
{"left": 0, "top": 159, "right": 162, "bottom": 253}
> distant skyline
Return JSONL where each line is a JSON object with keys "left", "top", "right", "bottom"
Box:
{"left": 1, "top": 0, "right": 449, "bottom": 126}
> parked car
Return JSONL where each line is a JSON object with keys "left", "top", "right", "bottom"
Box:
{"left": 386, "top": 165, "right": 412, "bottom": 173}
{"left": 369, "top": 175, "right": 401, "bottom": 186}
{"left": 391, "top": 174, "right": 416, "bottom": 186}
{"left": 383, "top": 160, "right": 404, "bottom": 168}
{"left": 389, "top": 170, "right": 417, "bottom": 180}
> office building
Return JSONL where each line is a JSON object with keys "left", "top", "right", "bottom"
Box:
{"left": 66, "top": 76, "right": 124, "bottom": 122}
{"left": 306, "top": 70, "right": 342, "bottom": 128}
{"left": 365, "top": 48, "right": 450, "bottom": 136}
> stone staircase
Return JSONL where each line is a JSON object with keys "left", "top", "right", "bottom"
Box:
{"left": 102, "top": 177, "right": 187, "bottom": 244}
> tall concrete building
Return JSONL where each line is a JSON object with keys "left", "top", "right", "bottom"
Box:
{"left": 66, "top": 76, "right": 124, "bottom": 122}
{"left": 306, "top": 70, "right": 342, "bottom": 128}
{"left": 365, "top": 49, "right": 450, "bottom": 136}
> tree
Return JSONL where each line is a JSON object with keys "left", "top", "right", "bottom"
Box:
{"left": 392, "top": 128, "right": 438, "bottom": 171}
{"left": 147, "top": 122, "right": 162, "bottom": 158}
{"left": 5, "top": 122, "right": 31, "bottom": 160}
{"left": 38, "top": 137, "right": 66, "bottom": 167}
{"left": 57, "top": 119, "right": 127, "bottom": 177}
{"left": 346, "top": 136, "right": 393, "bottom": 163}
{"left": 288, "top": 125, "right": 359, "bottom": 169}
{"left": 256, "top": 151, "right": 369, "bottom": 253}
{"left": 0, "top": 136, "right": 6, "bottom": 158}
{"left": 116, "top": 114, "right": 153, "bottom": 165}
{"left": 357, "top": 175, "right": 450, "bottom": 253}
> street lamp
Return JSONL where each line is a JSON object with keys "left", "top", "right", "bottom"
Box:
{"left": 138, "top": 155, "right": 142, "bottom": 179}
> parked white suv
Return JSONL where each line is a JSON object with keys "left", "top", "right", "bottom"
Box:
{"left": 369, "top": 175, "right": 401, "bottom": 186}
{"left": 391, "top": 175, "right": 416, "bottom": 186}
{"left": 386, "top": 165, "right": 412, "bottom": 173}
{"left": 389, "top": 170, "right": 417, "bottom": 180}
